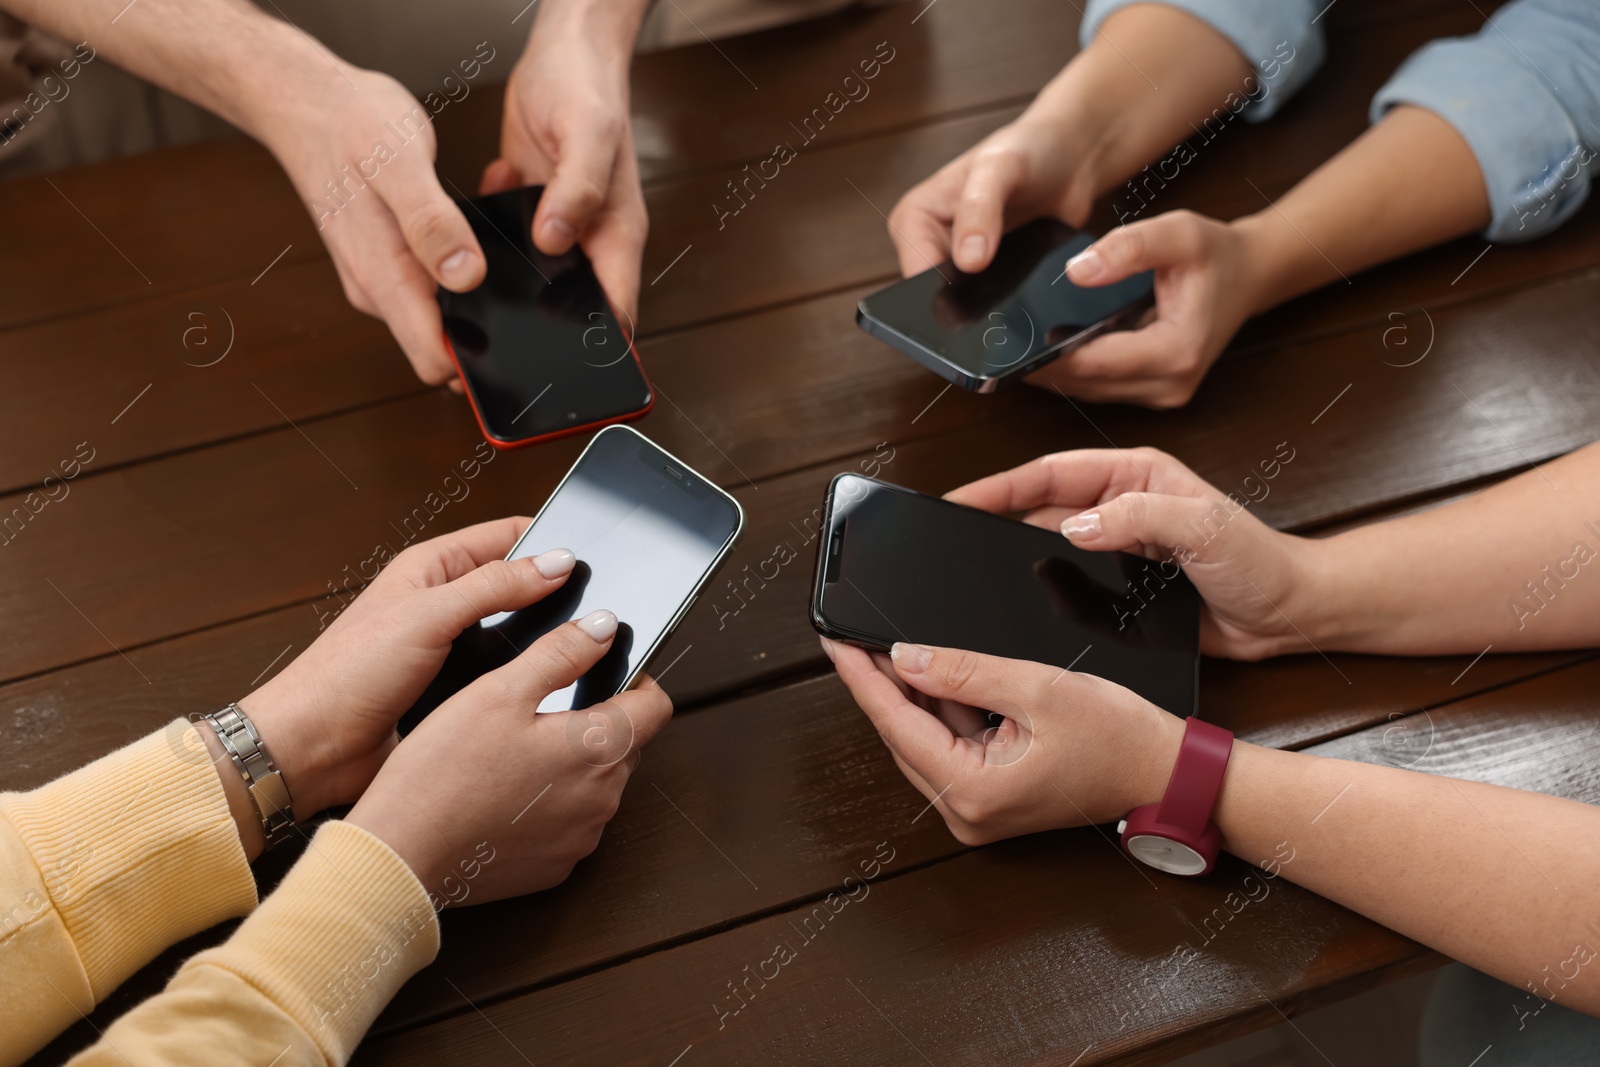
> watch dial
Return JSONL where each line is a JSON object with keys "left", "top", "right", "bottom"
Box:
{"left": 1127, "top": 834, "right": 1208, "bottom": 876}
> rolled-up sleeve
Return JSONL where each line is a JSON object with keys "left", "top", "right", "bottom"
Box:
{"left": 1080, "top": 0, "right": 1324, "bottom": 121}
{"left": 1372, "top": 0, "right": 1600, "bottom": 242}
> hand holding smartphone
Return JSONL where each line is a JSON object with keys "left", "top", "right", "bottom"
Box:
{"left": 401, "top": 426, "right": 743, "bottom": 732}
{"left": 438, "top": 185, "right": 653, "bottom": 448}
{"left": 810, "top": 475, "right": 1200, "bottom": 715}
{"left": 856, "top": 218, "right": 1153, "bottom": 393}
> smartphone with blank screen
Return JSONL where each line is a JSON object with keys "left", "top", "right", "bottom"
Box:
{"left": 437, "top": 184, "right": 653, "bottom": 449}
{"left": 400, "top": 426, "right": 743, "bottom": 731}
{"left": 810, "top": 475, "right": 1200, "bottom": 716}
{"left": 856, "top": 218, "right": 1153, "bottom": 394}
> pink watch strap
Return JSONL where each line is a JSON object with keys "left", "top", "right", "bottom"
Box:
{"left": 1153, "top": 717, "right": 1234, "bottom": 839}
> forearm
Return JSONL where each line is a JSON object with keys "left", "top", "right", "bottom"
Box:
{"left": 1217, "top": 741, "right": 1600, "bottom": 1014}
{"left": 1296, "top": 441, "right": 1600, "bottom": 654}
{"left": 1024, "top": 5, "right": 1255, "bottom": 220}
{"left": 526, "top": 0, "right": 652, "bottom": 69}
{"left": 2, "top": 0, "right": 339, "bottom": 147}
{"left": 1234, "top": 104, "right": 1490, "bottom": 310}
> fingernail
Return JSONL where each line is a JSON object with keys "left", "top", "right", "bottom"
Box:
{"left": 957, "top": 234, "right": 986, "bottom": 269}
{"left": 1061, "top": 511, "right": 1102, "bottom": 542}
{"left": 439, "top": 249, "right": 478, "bottom": 287}
{"left": 1067, "top": 248, "right": 1104, "bottom": 283}
{"left": 890, "top": 642, "right": 932, "bottom": 674}
{"left": 531, "top": 548, "right": 575, "bottom": 579}
{"left": 577, "top": 609, "right": 617, "bottom": 642}
{"left": 541, "top": 216, "right": 577, "bottom": 248}
{"left": 819, "top": 635, "right": 836, "bottom": 662}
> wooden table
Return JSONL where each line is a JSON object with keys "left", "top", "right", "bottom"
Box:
{"left": 5, "top": 1, "right": 1599, "bottom": 1062}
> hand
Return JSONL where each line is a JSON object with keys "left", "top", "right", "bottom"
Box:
{"left": 481, "top": 4, "right": 648, "bottom": 324}
{"left": 945, "top": 447, "right": 1323, "bottom": 660}
{"left": 238, "top": 517, "right": 579, "bottom": 822}
{"left": 887, "top": 115, "right": 1098, "bottom": 277}
{"left": 347, "top": 612, "right": 673, "bottom": 904}
{"left": 1024, "top": 210, "right": 1261, "bottom": 408}
{"left": 824, "top": 639, "right": 1183, "bottom": 844}
{"left": 259, "top": 64, "right": 485, "bottom": 389}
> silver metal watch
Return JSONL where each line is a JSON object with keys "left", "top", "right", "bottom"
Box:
{"left": 203, "top": 703, "right": 295, "bottom": 850}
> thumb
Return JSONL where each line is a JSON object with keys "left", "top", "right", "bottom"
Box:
{"left": 427, "top": 550, "right": 577, "bottom": 634}
{"left": 1060, "top": 491, "right": 1235, "bottom": 563}
{"left": 1066, "top": 211, "right": 1201, "bottom": 288}
{"left": 949, "top": 147, "right": 1024, "bottom": 272}
{"left": 887, "top": 642, "right": 1059, "bottom": 719}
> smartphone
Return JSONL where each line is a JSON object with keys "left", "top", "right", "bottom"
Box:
{"left": 856, "top": 218, "right": 1154, "bottom": 393}
{"left": 437, "top": 185, "right": 653, "bottom": 449}
{"left": 810, "top": 475, "right": 1199, "bottom": 715}
{"left": 401, "top": 426, "right": 743, "bottom": 730}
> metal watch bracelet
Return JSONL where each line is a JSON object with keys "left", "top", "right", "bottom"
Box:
{"left": 202, "top": 703, "right": 295, "bottom": 850}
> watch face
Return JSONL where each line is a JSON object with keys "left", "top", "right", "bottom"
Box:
{"left": 1126, "top": 834, "right": 1208, "bottom": 876}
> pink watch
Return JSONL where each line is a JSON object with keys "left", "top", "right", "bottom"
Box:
{"left": 1118, "top": 717, "right": 1234, "bottom": 876}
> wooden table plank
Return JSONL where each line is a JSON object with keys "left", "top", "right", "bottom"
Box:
{"left": 3, "top": 253, "right": 1595, "bottom": 696}
{"left": 352, "top": 656, "right": 1600, "bottom": 1066}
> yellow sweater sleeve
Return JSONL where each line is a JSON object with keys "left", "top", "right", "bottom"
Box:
{"left": 0, "top": 720, "right": 442, "bottom": 1067}
{"left": 71, "top": 820, "right": 441, "bottom": 1067}
{"left": 0, "top": 719, "right": 258, "bottom": 1065}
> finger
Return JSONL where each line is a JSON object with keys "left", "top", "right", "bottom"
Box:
{"left": 888, "top": 168, "right": 961, "bottom": 277}
{"left": 949, "top": 147, "right": 1024, "bottom": 273}
{"left": 886, "top": 642, "right": 1058, "bottom": 717}
{"left": 401, "top": 516, "right": 535, "bottom": 581}
{"left": 1051, "top": 320, "right": 1193, "bottom": 382}
{"left": 374, "top": 149, "right": 487, "bottom": 293}
{"left": 583, "top": 149, "right": 646, "bottom": 324}
{"left": 533, "top": 121, "right": 621, "bottom": 255}
{"left": 479, "top": 157, "right": 522, "bottom": 196}
{"left": 429, "top": 549, "right": 578, "bottom": 632}
{"left": 832, "top": 642, "right": 963, "bottom": 786}
{"left": 1067, "top": 210, "right": 1201, "bottom": 288}
{"left": 604, "top": 673, "right": 674, "bottom": 750}
{"left": 497, "top": 611, "right": 619, "bottom": 702}
{"left": 942, "top": 449, "right": 1150, "bottom": 514}
{"left": 363, "top": 250, "right": 459, "bottom": 386}
{"left": 1060, "top": 490, "right": 1231, "bottom": 561}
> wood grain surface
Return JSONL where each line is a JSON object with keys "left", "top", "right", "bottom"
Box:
{"left": 4, "top": 0, "right": 1593, "bottom": 1064}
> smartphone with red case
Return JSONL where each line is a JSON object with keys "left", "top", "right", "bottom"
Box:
{"left": 437, "top": 185, "right": 653, "bottom": 449}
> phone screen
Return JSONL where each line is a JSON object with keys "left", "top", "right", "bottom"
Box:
{"left": 438, "top": 186, "right": 653, "bottom": 445}
{"left": 812, "top": 475, "right": 1199, "bottom": 715}
{"left": 857, "top": 218, "right": 1152, "bottom": 381}
{"left": 403, "top": 427, "right": 742, "bottom": 729}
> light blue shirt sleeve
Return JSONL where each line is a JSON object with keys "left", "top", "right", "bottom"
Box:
{"left": 1079, "top": 0, "right": 1324, "bottom": 121}
{"left": 1371, "top": 0, "right": 1600, "bottom": 242}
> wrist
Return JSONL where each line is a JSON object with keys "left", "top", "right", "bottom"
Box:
{"left": 1120, "top": 709, "right": 1187, "bottom": 814}
{"left": 199, "top": 722, "right": 266, "bottom": 862}
{"left": 229, "top": 21, "right": 363, "bottom": 156}
{"left": 234, "top": 688, "right": 338, "bottom": 821}
{"left": 528, "top": 0, "right": 649, "bottom": 58}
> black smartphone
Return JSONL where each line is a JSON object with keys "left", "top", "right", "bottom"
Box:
{"left": 810, "top": 475, "right": 1199, "bottom": 715}
{"left": 401, "top": 425, "right": 743, "bottom": 731}
{"left": 856, "top": 218, "right": 1153, "bottom": 393}
{"left": 437, "top": 185, "right": 653, "bottom": 449}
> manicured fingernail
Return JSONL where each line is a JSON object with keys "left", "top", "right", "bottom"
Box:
{"left": 1067, "top": 247, "right": 1104, "bottom": 283}
{"left": 957, "top": 234, "right": 986, "bottom": 268}
{"left": 577, "top": 609, "right": 617, "bottom": 642}
{"left": 541, "top": 216, "right": 576, "bottom": 248}
{"left": 439, "top": 249, "right": 478, "bottom": 287}
{"left": 819, "top": 635, "right": 836, "bottom": 662}
{"left": 1061, "top": 511, "right": 1102, "bottom": 542}
{"left": 890, "top": 642, "right": 932, "bottom": 674}
{"left": 532, "top": 548, "right": 575, "bottom": 579}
